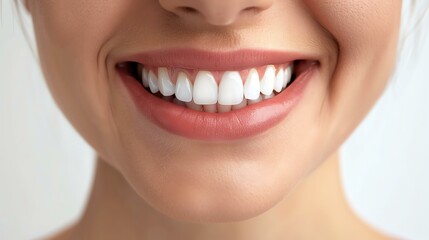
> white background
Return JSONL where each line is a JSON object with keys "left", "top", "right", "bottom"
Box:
{"left": 1, "top": 1, "right": 428, "bottom": 239}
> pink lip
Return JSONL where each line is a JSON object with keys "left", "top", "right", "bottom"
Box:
{"left": 116, "top": 49, "right": 317, "bottom": 141}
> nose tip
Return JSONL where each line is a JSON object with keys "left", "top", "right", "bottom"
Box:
{"left": 159, "top": 0, "right": 273, "bottom": 26}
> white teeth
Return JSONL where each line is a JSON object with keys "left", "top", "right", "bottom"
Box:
{"left": 244, "top": 68, "right": 261, "bottom": 100}
{"left": 175, "top": 72, "right": 193, "bottom": 102}
{"left": 193, "top": 71, "right": 218, "bottom": 105}
{"left": 148, "top": 70, "right": 159, "bottom": 93}
{"left": 274, "top": 68, "right": 285, "bottom": 93}
{"left": 260, "top": 65, "right": 276, "bottom": 96}
{"left": 140, "top": 62, "right": 296, "bottom": 112}
{"left": 142, "top": 68, "right": 149, "bottom": 88}
{"left": 158, "top": 67, "right": 175, "bottom": 96}
{"left": 218, "top": 71, "right": 244, "bottom": 106}
{"left": 283, "top": 65, "right": 293, "bottom": 88}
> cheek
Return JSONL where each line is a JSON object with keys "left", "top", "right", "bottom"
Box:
{"left": 304, "top": 0, "right": 402, "bottom": 145}
{"left": 304, "top": 0, "right": 402, "bottom": 54}
{"left": 29, "top": 1, "right": 130, "bottom": 162}
{"left": 30, "top": 1, "right": 124, "bottom": 44}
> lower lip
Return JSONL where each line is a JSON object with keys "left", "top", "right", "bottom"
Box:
{"left": 118, "top": 67, "right": 315, "bottom": 141}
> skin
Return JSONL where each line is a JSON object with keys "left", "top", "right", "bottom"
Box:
{"left": 24, "top": 0, "right": 401, "bottom": 239}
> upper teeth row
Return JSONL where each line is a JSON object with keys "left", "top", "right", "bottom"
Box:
{"left": 141, "top": 64, "right": 293, "bottom": 106}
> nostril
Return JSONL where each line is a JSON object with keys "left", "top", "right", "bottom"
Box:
{"left": 178, "top": 6, "right": 198, "bottom": 14}
{"left": 242, "top": 6, "right": 260, "bottom": 14}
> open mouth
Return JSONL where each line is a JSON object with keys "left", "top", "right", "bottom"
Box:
{"left": 118, "top": 60, "right": 310, "bottom": 113}
{"left": 115, "top": 49, "right": 318, "bottom": 140}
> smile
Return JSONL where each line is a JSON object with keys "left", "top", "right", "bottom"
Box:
{"left": 116, "top": 49, "right": 318, "bottom": 141}
{"left": 130, "top": 63, "right": 294, "bottom": 111}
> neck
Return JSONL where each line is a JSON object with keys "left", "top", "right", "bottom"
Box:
{"left": 65, "top": 152, "right": 387, "bottom": 240}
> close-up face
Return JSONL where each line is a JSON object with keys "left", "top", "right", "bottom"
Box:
{"left": 27, "top": 0, "right": 401, "bottom": 222}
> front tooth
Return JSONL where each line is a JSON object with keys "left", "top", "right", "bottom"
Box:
{"left": 158, "top": 67, "right": 175, "bottom": 96}
{"left": 244, "top": 68, "right": 261, "bottom": 100}
{"left": 193, "top": 71, "right": 218, "bottom": 105}
{"left": 260, "top": 65, "right": 276, "bottom": 96}
{"left": 142, "top": 68, "right": 149, "bottom": 88}
{"left": 274, "top": 68, "right": 285, "bottom": 93}
{"left": 283, "top": 65, "right": 293, "bottom": 88}
{"left": 175, "top": 72, "right": 193, "bottom": 102}
{"left": 218, "top": 71, "right": 244, "bottom": 105}
{"left": 148, "top": 70, "right": 159, "bottom": 93}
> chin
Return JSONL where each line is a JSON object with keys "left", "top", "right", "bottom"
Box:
{"left": 121, "top": 152, "right": 304, "bottom": 223}
{"left": 140, "top": 181, "right": 289, "bottom": 223}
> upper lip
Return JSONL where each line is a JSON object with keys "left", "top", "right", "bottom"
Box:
{"left": 116, "top": 48, "right": 315, "bottom": 71}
